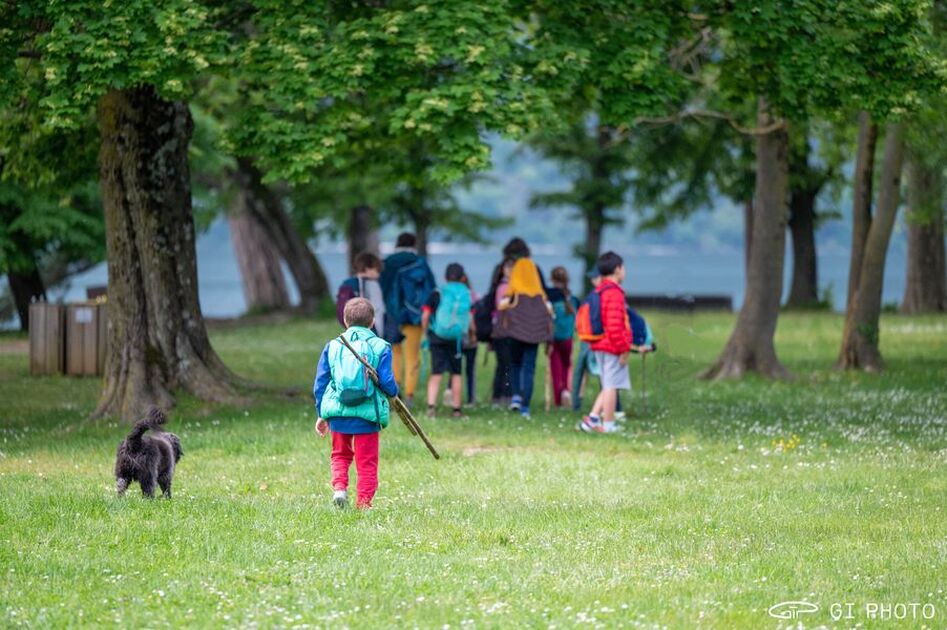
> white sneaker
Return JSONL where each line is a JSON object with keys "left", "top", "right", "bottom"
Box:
{"left": 615, "top": 410, "right": 627, "bottom": 423}
{"left": 577, "top": 415, "right": 601, "bottom": 432}
{"left": 332, "top": 490, "right": 348, "bottom": 509}
{"left": 579, "top": 417, "right": 620, "bottom": 434}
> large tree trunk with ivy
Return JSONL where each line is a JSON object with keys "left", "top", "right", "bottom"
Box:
{"left": 347, "top": 205, "right": 380, "bottom": 273}
{"left": 94, "top": 87, "right": 247, "bottom": 421}
{"left": 232, "top": 158, "right": 329, "bottom": 314}
{"left": 228, "top": 207, "right": 290, "bottom": 313}
{"left": 846, "top": 112, "right": 878, "bottom": 311}
{"left": 901, "top": 155, "right": 946, "bottom": 314}
{"left": 786, "top": 186, "right": 819, "bottom": 308}
{"left": 837, "top": 123, "right": 905, "bottom": 372}
{"left": 704, "top": 100, "right": 790, "bottom": 380}
{"left": 7, "top": 258, "right": 46, "bottom": 332}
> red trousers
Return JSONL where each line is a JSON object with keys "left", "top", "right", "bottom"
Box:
{"left": 330, "top": 431, "right": 379, "bottom": 508}
{"left": 549, "top": 338, "right": 573, "bottom": 406}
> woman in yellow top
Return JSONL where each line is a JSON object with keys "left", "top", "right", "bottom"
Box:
{"left": 495, "top": 240, "right": 553, "bottom": 418}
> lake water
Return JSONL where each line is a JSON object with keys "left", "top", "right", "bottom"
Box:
{"left": 32, "top": 218, "right": 908, "bottom": 320}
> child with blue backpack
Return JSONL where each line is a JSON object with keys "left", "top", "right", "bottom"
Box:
{"left": 313, "top": 298, "right": 398, "bottom": 509}
{"left": 335, "top": 252, "right": 385, "bottom": 334}
{"left": 421, "top": 263, "right": 474, "bottom": 418}
{"left": 547, "top": 266, "right": 580, "bottom": 407}
{"left": 380, "top": 232, "right": 436, "bottom": 407}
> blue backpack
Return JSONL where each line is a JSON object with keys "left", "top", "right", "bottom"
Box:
{"left": 394, "top": 259, "right": 435, "bottom": 326}
{"left": 627, "top": 307, "right": 655, "bottom": 350}
{"left": 430, "top": 283, "right": 472, "bottom": 342}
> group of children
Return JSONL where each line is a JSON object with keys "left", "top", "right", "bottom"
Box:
{"left": 313, "top": 233, "right": 650, "bottom": 508}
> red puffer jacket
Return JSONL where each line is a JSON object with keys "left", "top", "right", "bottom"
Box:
{"left": 589, "top": 279, "right": 631, "bottom": 355}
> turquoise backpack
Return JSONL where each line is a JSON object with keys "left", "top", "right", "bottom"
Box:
{"left": 552, "top": 298, "right": 577, "bottom": 341}
{"left": 320, "top": 328, "right": 390, "bottom": 425}
{"left": 331, "top": 337, "right": 377, "bottom": 405}
{"left": 430, "top": 282, "right": 472, "bottom": 342}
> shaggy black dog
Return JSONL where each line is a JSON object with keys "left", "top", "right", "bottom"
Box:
{"left": 114, "top": 407, "right": 183, "bottom": 498}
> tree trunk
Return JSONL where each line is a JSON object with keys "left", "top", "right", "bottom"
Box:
{"left": 579, "top": 126, "right": 610, "bottom": 294}
{"left": 743, "top": 199, "right": 753, "bottom": 276}
{"left": 232, "top": 158, "right": 329, "bottom": 314}
{"left": 413, "top": 212, "right": 430, "bottom": 259}
{"left": 7, "top": 257, "right": 46, "bottom": 332}
{"left": 347, "top": 205, "right": 380, "bottom": 273}
{"left": 837, "top": 123, "right": 906, "bottom": 372}
{"left": 846, "top": 112, "right": 878, "bottom": 311}
{"left": 581, "top": 209, "right": 604, "bottom": 294}
{"left": 786, "top": 187, "right": 819, "bottom": 308}
{"left": 901, "top": 154, "right": 946, "bottom": 313}
{"left": 94, "top": 86, "right": 246, "bottom": 421}
{"left": 704, "top": 99, "right": 790, "bottom": 380}
{"left": 228, "top": 209, "right": 290, "bottom": 313}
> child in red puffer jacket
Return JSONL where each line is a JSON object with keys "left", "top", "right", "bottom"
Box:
{"left": 579, "top": 251, "right": 631, "bottom": 434}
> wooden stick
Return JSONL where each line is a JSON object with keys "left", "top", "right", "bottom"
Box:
{"left": 337, "top": 335, "right": 440, "bottom": 459}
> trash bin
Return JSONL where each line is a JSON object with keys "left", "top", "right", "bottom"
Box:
{"left": 65, "top": 302, "right": 108, "bottom": 376}
{"left": 29, "top": 303, "right": 65, "bottom": 375}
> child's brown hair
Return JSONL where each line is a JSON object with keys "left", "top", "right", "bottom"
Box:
{"left": 551, "top": 266, "right": 575, "bottom": 314}
{"left": 353, "top": 252, "right": 382, "bottom": 273}
{"left": 343, "top": 297, "right": 375, "bottom": 328}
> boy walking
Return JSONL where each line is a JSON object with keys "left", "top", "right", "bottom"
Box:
{"left": 314, "top": 298, "right": 398, "bottom": 509}
{"left": 421, "top": 263, "right": 474, "bottom": 418}
{"left": 579, "top": 252, "right": 631, "bottom": 434}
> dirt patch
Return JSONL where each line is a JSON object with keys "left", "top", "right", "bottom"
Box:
{"left": 0, "top": 339, "right": 28, "bottom": 354}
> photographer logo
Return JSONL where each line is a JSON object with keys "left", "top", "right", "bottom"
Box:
{"left": 768, "top": 601, "right": 820, "bottom": 620}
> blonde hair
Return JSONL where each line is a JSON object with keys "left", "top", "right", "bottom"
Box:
{"left": 343, "top": 297, "right": 374, "bottom": 328}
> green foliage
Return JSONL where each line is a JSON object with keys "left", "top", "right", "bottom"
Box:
{"left": 524, "top": 1, "right": 697, "bottom": 125}
{"left": 234, "top": 1, "right": 553, "bottom": 183}
{"left": 713, "top": 0, "right": 945, "bottom": 122}
{"left": 0, "top": 180, "right": 104, "bottom": 276}
{"left": 627, "top": 118, "right": 753, "bottom": 231}
{"left": 904, "top": 0, "right": 947, "bottom": 224}
{"left": 527, "top": 120, "right": 634, "bottom": 256}
{"left": 0, "top": 77, "right": 103, "bottom": 279}
{"left": 0, "top": 0, "right": 226, "bottom": 129}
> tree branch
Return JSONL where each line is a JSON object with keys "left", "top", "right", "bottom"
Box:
{"left": 606, "top": 109, "right": 786, "bottom": 149}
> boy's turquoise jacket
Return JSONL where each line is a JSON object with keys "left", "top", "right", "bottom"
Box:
{"left": 313, "top": 326, "right": 399, "bottom": 430}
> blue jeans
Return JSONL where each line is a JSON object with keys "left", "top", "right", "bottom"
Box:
{"left": 510, "top": 340, "right": 538, "bottom": 411}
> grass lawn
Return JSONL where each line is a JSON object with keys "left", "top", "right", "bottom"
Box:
{"left": 1, "top": 311, "right": 945, "bottom": 628}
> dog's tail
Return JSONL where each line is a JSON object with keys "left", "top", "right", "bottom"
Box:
{"left": 168, "top": 433, "right": 183, "bottom": 462}
{"left": 126, "top": 407, "right": 167, "bottom": 450}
